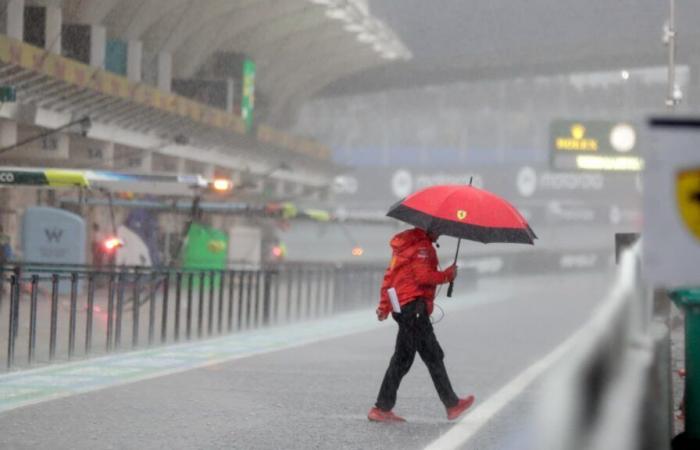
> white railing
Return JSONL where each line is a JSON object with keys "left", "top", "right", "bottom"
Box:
{"left": 535, "top": 242, "right": 673, "bottom": 450}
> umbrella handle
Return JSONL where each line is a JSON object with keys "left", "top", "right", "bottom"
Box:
{"left": 446, "top": 238, "right": 461, "bottom": 298}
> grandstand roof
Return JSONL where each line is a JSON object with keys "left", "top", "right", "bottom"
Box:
{"left": 323, "top": 0, "right": 700, "bottom": 95}
{"left": 30, "top": 0, "right": 409, "bottom": 123}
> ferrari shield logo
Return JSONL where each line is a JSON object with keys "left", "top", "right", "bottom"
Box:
{"left": 457, "top": 210, "right": 468, "bottom": 221}
{"left": 677, "top": 168, "right": 700, "bottom": 240}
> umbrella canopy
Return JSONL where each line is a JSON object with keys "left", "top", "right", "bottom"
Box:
{"left": 387, "top": 185, "right": 537, "bottom": 244}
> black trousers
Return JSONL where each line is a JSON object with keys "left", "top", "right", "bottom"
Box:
{"left": 375, "top": 299, "right": 459, "bottom": 411}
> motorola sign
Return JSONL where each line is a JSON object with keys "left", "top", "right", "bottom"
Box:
{"left": 391, "top": 170, "right": 413, "bottom": 198}
{"left": 0, "top": 172, "right": 15, "bottom": 183}
{"left": 516, "top": 167, "right": 537, "bottom": 197}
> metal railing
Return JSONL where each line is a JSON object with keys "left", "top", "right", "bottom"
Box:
{"left": 534, "top": 242, "right": 673, "bottom": 450}
{"left": 0, "top": 262, "right": 383, "bottom": 371}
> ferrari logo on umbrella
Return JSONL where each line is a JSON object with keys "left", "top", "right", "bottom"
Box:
{"left": 457, "top": 210, "right": 468, "bottom": 221}
{"left": 677, "top": 168, "right": 700, "bottom": 241}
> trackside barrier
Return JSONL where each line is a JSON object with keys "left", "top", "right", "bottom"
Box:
{"left": 535, "top": 243, "right": 673, "bottom": 450}
{"left": 0, "top": 262, "right": 383, "bottom": 371}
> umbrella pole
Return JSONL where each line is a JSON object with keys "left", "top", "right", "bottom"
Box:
{"left": 446, "top": 238, "right": 462, "bottom": 298}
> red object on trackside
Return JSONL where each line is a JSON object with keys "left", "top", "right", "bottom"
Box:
{"left": 376, "top": 228, "right": 455, "bottom": 318}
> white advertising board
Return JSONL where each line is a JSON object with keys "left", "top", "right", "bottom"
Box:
{"left": 228, "top": 226, "right": 262, "bottom": 269}
{"left": 643, "top": 118, "right": 700, "bottom": 288}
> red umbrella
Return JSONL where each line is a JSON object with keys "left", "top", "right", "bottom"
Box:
{"left": 387, "top": 184, "right": 536, "bottom": 244}
{"left": 386, "top": 184, "right": 536, "bottom": 295}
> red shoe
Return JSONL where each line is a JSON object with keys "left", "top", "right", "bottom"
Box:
{"left": 446, "top": 395, "right": 475, "bottom": 420}
{"left": 367, "top": 407, "right": 406, "bottom": 423}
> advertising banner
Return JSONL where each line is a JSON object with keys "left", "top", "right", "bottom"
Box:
{"left": 549, "top": 120, "right": 642, "bottom": 172}
{"left": 643, "top": 118, "right": 700, "bottom": 287}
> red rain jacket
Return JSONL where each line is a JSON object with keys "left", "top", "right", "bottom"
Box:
{"left": 377, "top": 228, "right": 454, "bottom": 317}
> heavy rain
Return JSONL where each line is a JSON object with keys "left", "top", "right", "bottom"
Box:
{"left": 0, "top": 1, "right": 698, "bottom": 449}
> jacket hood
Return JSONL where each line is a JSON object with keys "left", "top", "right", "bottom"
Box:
{"left": 390, "top": 228, "right": 430, "bottom": 252}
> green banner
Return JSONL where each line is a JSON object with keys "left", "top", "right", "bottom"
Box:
{"left": 241, "top": 58, "right": 256, "bottom": 131}
{"left": 183, "top": 223, "right": 228, "bottom": 288}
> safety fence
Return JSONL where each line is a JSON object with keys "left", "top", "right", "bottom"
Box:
{"left": 0, "top": 262, "right": 384, "bottom": 371}
{"left": 534, "top": 243, "right": 673, "bottom": 450}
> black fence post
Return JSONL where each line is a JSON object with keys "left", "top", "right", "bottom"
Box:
{"left": 245, "top": 271, "right": 254, "bottom": 329}
{"left": 254, "top": 271, "right": 261, "bottom": 327}
{"left": 6, "top": 270, "right": 20, "bottom": 369}
{"left": 273, "top": 267, "right": 282, "bottom": 325}
{"left": 115, "top": 270, "right": 126, "bottom": 349}
{"left": 175, "top": 272, "right": 183, "bottom": 342}
{"left": 208, "top": 271, "right": 215, "bottom": 335}
{"left": 148, "top": 271, "right": 157, "bottom": 346}
{"left": 237, "top": 271, "right": 245, "bottom": 330}
{"left": 85, "top": 272, "right": 95, "bottom": 355}
{"left": 28, "top": 274, "right": 39, "bottom": 365}
{"left": 217, "top": 271, "right": 224, "bottom": 334}
{"left": 68, "top": 272, "right": 78, "bottom": 359}
{"left": 262, "top": 269, "right": 271, "bottom": 326}
{"left": 49, "top": 273, "right": 59, "bottom": 361}
{"left": 227, "top": 271, "right": 235, "bottom": 332}
{"left": 313, "top": 269, "right": 322, "bottom": 319}
{"left": 285, "top": 267, "right": 293, "bottom": 323}
{"left": 197, "top": 271, "right": 205, "bottom": 338}
{"left": 132, "top": 269, "right": 141, "bottom": 348}
{"left": 186, "top": 272, "right": 194, "bottom": 340}
{"left": 106, "top": 272, "right": 116, "bottom": 352}
{"left": 161, "top": 272, "right": 170, "bottom": 344}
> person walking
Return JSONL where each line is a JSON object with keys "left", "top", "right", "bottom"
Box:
{"left": 368, "top": 227, "right": 475, "bottom": 423}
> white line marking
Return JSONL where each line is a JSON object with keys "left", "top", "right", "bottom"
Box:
{"left": 424, "top": 329, "right": 582, "bottom": 450}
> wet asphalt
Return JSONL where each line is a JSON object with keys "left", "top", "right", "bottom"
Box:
{"left": 0, "top": 272, "right": 614, "bottom": 450}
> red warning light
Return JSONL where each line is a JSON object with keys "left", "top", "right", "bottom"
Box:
{"left": 351, "top": 246, "right": 364, "bottom": 257}
{"left": 272, "top": 245, "right": 284, "bottom": 258}
{"left": 103, "top": 237, "right": 124, "bottom": 252}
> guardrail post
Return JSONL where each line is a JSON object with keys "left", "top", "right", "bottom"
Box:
{"left": 671, "top": 289, "right": 700, "bottom": 449}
